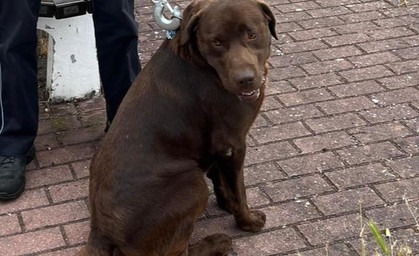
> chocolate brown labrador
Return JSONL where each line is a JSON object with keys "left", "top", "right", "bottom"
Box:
{"left": 79, "top": 0, "right": 277, "bottom": 255}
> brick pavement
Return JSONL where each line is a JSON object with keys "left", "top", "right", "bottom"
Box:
{"left": 1, "top": 0, "right": 419, "bottom": 255}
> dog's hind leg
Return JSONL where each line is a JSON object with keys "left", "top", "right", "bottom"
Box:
{"left": 188, "top": 234, "right": 232, "bottom": 256}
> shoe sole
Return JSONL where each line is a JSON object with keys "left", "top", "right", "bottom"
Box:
{"left": 0, "top": 146, "right": 35, "bottom": 200}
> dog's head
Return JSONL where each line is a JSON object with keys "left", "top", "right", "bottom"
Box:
{"left": 177, "top": 0, "right": 277, "bottom": 103}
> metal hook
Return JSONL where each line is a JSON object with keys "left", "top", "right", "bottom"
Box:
{"left": 151, "top": 0, "right": 182, "bottom": 31}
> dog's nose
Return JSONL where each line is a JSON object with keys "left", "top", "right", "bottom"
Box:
{"left": 234, "top": 70, "right": 255, "bottom": 87}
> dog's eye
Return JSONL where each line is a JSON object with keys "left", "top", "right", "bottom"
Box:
{"left": 247, "top": 31, "right": 257, "bottom": 40}
{"left": 212, "top": 40, "right": 222, "bottom": 47}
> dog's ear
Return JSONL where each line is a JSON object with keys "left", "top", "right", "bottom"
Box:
{"left": 179, "top": 1, "right": 208, "bottom": 45}
{"left": 257, "top": 0, "right": 278, "bottom": 40}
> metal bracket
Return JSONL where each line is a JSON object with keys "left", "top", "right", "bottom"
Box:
{"left": 151, "top": 0, "right": 182, "bottom": 31}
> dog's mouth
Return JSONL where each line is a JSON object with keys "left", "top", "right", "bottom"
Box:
{"left": 237, "top": 88, "right": 261, "bottom": 102}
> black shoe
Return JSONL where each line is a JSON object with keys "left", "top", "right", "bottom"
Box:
{"left": 0, "top": 146, "right": 35, "bottom": 200}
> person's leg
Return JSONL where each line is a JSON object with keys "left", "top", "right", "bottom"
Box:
{"left": 0, "top": 0, "right": 40, "bottom": 199}
{"left": 92, "top": 0, "right": 141, "bottom": 125}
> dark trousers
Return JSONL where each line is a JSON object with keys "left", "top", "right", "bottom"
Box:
{"left": 0, "top": 0, "right": 141, "bottom": 156}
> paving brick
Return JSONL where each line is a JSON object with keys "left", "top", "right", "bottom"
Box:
{"left": 246, "top": 187, "right": 271, "bottom": 208}
{"left": 265, "top": 80, "right": 296, "bottom": 95}
{"left": 302, "top": 59, "right": 354, "bottom": 75}
{"left": 278, "top": 152, "right": 343, "bottom": 178}
{"left": 315, "top": 0, "right": 359, "bottom": 7}
{"left": 233, "top": 228, "right": 306, "bottom": 255}
{"left": 313, "top": 45, "right": 363, "bottom": 60}
{"left": 244, "top": 163, "right": 285, "bottom": 185}
{"left": 395, "top": 46, "right": 419, "bottom": 60}
{"left": 21, "top": 201, "right": 89, "bottom": 230}
{"left": 288, "top": 28, "right": 337, "bottom": 41}
{"left": 404, "top": 117, "right": 419, "bottom": 133}
{"left": 269, "top": 66, "right": 306, "bottom": 81}
{"left": 360, "top": 103, "right": 419, "bottom": 123}
{"left": 260, "top": 95, "right": 282, "bottom": 111}
{"left": 336, "top": 142, "right": 405, "bottom": 165}
{"left": 71, "top": 160, "right": 91, "bottom": 179}
{"left": 191, "top": 215, "right": 244, "bottom": 243}
{"left": 263, "top": 174, "right": 334, "bottom": 202}
{"left": 263, "top": 201, "right": 320, "bottom": 228}
{"left": 348, "top": 122, "right": 411, "bottom": 143}
{"left": 293, "top": 131, "right": 356, "bottom": 153}
{"left": 275, "top": 11, "right": 312, "bottom": 23}
{"left": 328, "top": 81, "right": 385, "bottom": 97}
{"left": 64, "top": 220, "right": 90, "bottom": 245}
{"left": 0, "top": 214, "right": 21, "bottom": 236}
{"left": 357, "top": 38, "right": 410, "bottom": 53}
{"left": 404, "top": 34, "right": 419, "bottom": 46}
{"left": 313, "top": 187, "right": 384, "bottom": 215}
{"left": 277, "top": 88, "right": 334, "bottom": 106}
{"left": 76, "top": 97, "right": 106, "bottom": 112}
{"left": 374, "top": 177, "right": 419, "bottom": 202}
{"left": 347, "top": 1, "right": 392, "bottom": 12}
{"left": 58, "top": 125, "right": 105, "bottom": 146}
{"left": 0, "top": 228, "right": 65, "bottom": 256}
{"left": 252, "top": 114, "right": 270, "bottom": 128}
{"left": 38, "top": 247, "right": 83, "bottom": 256}
{"left": 339, "top": 65, "right": 394, "bottom": 82}
{"left": 264, "top": 106, "right": 323, "bottom": 126}
{"left": 307, "top": 6, "right": 352, "bottom": 18}
{"left": 26, "top": 165, "right": 74, "bottom": 189}
{"left": 79, "top": 109, "right": 107, "bottom": 127}
{"left": 298, "top": 213, "right": 361, "bottom": 245}
{"left": 287, "top": 243, "right": 354, "bottom": 256}
{"left": 251, "top": 122, "right": 311, "bottom": 144}
{"left": 298, "top": 16, "right": 345, "bottom": 29}
{"left": 269, "top": 52, "right": 317, "bottom": 68}
{"left": 276, "top": 22, "right": 303, "bottom": 33}
{"left": 48, "top": 178, "right": 89, "bottom": 203}
{"left": 37, "top": 143, "right": 95, "bottom": 168}
{"left": 371, "top": 88, "right": 419, "bottom": 106}
{"left": 332, "top": 22, "right": 380, "bottom": 34}
{"left": 276, "top": 1, "right": 321, "bottom": 13}
{"left": 374, "top": 15, "right": 416, "bottom": 28}
{"left": 305, "top": 113, "right": 366, "bottom": 133}
{"left": 387, "top": 59, "right": 419, "bottom": 74}
{"left": 348, "top": 51, "right": 401, "bottom": 68}
{"left": 322, "top": 33, "right": 371, "bottom": 47}
{"left": 325, "top": 163, "right": 397, "bottom": 189}
{"left": 42, "top": 103, "right": 78, "bottom": 118}
{"left": 245, "top": 142, "right": 299, "bottom": 165}
{"left": 38, "top": 115, "right": 82, "bottom": 135}
{"left": 378, "top": 72, "right": 419, "bottom": 89}
{"left": 365, "top": 27, "right": 416, "bottom": 40}
{"left": 0, "top": 189, "right": 49, "bottom": 214}
{"left": 366, "top": 202, "right": 419, "bottom": 229}
{"left": 316, "top": 96, "right": 376, "bottom": 115}
{"left": 279, "top": 39, "right": 328, "bottom": 54}
{"left": 339, "top": 10, "right": 385, "bottom": 23}
{"left": 34, "top": 134, "right": 60, "bottom": 151}
{"left": 290, "top": 73, "right": 342, "bottom": 91}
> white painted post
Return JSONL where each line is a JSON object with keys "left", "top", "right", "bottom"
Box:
{"left": 37, "top": 15, "right": 101, "bottom": 102}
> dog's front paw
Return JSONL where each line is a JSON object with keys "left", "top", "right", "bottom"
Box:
{"left": 236, "top": 210, "right": 266, "bottom": 232}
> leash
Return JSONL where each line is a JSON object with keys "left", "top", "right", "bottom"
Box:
{"left": 150, "top": 0, "right": 182, "bottom": 39}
